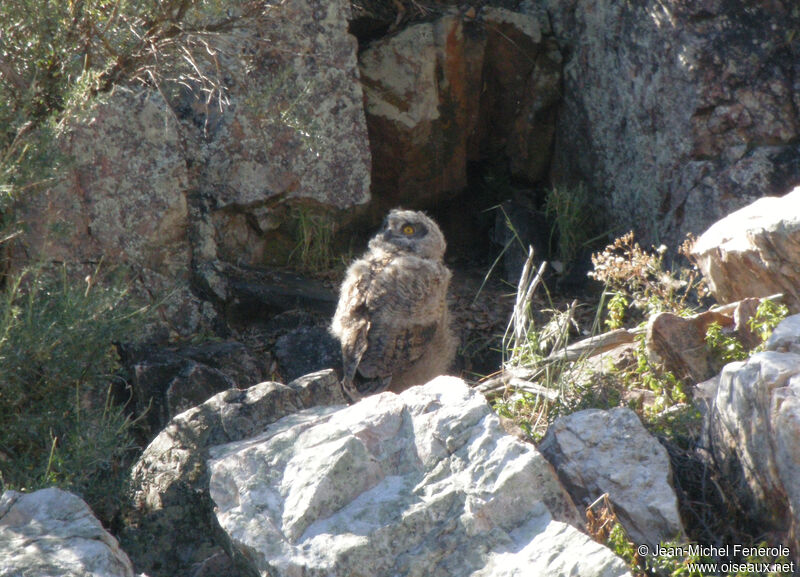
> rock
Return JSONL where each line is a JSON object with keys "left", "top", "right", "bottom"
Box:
{"left": 122, "top": 369, "right": 345, "bottom": 577}
{"left": 645, "top": 309, "right": 733, "bottom": 383}
{"left": 220, "top": 264, "right": 338, "bottom": 324}
{"left": 207, "top": 377, "right": 631, "bottom": 577}
{"left": 477, "top": 7, "right": 562, "bottom": 182}
{"left": 188, "top": 551, "right": 241, "bottom": 577}
{"left": 348, "top": 0, "right": 400, "bottom": 41}
{"left": 541, "top": 0, "right": 800, "bottom": 248}
{"left": 691, "top": 186, "right": 800, "bottom": 311}
{"left": 11, "top": 88, "right": 203, "bottom": 337}
{"left": 360, "top": 7, "right": 560, "bottom": 210}
{"left": 122, "top": 340, "right": 267, "bottom": 443}
{"left": 539, "top": 407, "right": 686, "bottom": 548}
{"left": 200, "top": 0, "right": 370, "bottom": 210}
{"left": 274, "top": 325, "right": 341, "bottom": 383}
{"left": 0, "top": 488, "right": 135, "bottom": 577}
{"left": 766, "top": 313, "right": 800, "bottom": 354}
{"left": 360, "top": 14, "right": 479, "bottom": 207}
{"left": 11, "top": 0, "right": 371, "bottom": 335}
{"left": 199, "top": 0, "right": 371, "bottom": 266}
{"left": 699, "top": 314, "right": 800, "bottom": 547}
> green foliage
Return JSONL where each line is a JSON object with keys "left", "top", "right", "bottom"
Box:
{"left": 597, "top": 513, "right": 792, "bottom": 577}
{"left": 493, "top": 232, "right": 709, "bottom": 442}
{"left": 0, "top": 265, "right": 148, "bottom": 520}
{"left": 704, "top": 299, "right": 789, "bottom": 367}
{"left": 492, "top": 392, "right": 540, "bottom": 440}
{"left": 589, "top": 232, "right": 707, "bottom": 326}
{"left": 704, "top": 321, "right": 748, "bottom": 364}
{"left": 605, "top": 523, "right": 640, "bottom": 567}
{"left": 288, "top": 206, "right": 336, "bottom": 273}
{"left": 748, "top": 299, "right": 789, "bottom": 345}
{"left": 605, "top": 291, "right": 629, "bottom": 330}
{"left": 619, "top": 335, "right": 689, "bottom": 410}
{"left": 544, "top": 183, "right": 593, "bottom": 264}
{"left": 0, "top": 0, "right": 237, "bottom": 120}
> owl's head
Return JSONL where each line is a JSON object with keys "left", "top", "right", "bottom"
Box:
{"left": 369, "top": 208, "right": 446, "bottom": 260}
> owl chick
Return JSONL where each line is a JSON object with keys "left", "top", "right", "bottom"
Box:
{"left": 330, "top": 209, "right": 457, "bottom": 402}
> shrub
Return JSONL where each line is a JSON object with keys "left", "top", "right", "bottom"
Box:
{"left": 0, "top": 265, "right": 148, "bottom": 521}
{"left": 589, "top": 231, "right": 708, "bottom": 327}
{"left": 0, "top": 0, "right": 264, "bottom": 211}
{"left": 747, "top": 299, "right": 789, "bottom": 345}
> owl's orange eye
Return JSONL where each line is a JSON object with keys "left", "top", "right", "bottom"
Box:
{"left": 402, "top": 224, "right": 415, "bottom": 235}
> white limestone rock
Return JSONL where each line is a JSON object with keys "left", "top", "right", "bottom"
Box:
{"left": 692, "top": 186, "right": 800, "bottom": 311}
{"left": 0, "top": 488, "right": 136, "bottom": 577}
{"left": 208, "top": 377, "right": 631, "bottom": 577}
{"left": 539, "top": 407, "right": 686, "bottom": 547}
{"left": 701, "top": 316, "right": 800, "bottom": 546}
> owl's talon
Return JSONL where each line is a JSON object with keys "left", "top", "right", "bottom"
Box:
{"left": 341, "top": 379, "right": 363, "bottom": 403}
{"left": 363, "top": 376, "right": 392, "bottom": 396}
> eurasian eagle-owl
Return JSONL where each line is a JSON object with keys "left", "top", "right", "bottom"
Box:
{"left": 330, "top": 209, "right": 457, "bottom": 401}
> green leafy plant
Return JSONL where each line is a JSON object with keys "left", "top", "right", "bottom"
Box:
{"left": 544, "top": 183, "right": 593, "bottom": 265}
{"left": 586, "top": 497, "right": 793, "bottom": 577}
{"left": 704, "top": 299, "right": 789, "bottom": 366}
{"left": 589, "top": 232, "right": 707, "bottom": 326}
{"left": 288, "top": 206, "right": 336, "bottom": 273}
{"left": 605, "top": 291, "right": 629, "bottom": 330}
{"left": 705, "top": 321, "right": 748, "bottom": 364}
{"left": 628, "top": 335, "right": 688, "bottom": 407}
{"left": 748, "top": 299, "right": 789, "bottom": 345}
{"left": 0, "top": 265, "right": 148, "bottom": 521}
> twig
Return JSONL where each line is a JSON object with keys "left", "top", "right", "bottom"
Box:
{"left": 503, "top": 246, "right": 547, "bottom": 365}
{"left": 709, "top": 293, "right": 784, "bottom": 315}
{"left": 543, "top": 327, "right": 640, "bottom": 363}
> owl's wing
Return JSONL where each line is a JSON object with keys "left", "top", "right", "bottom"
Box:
{"left": 333, "top": 263, "right": 373, "bottom": 400}
{"left": 359, "top": 321, "right": 439, "bottom": 378}
{"left": 342, "top": 315, "right": 369, "bottom": 385}
{"left": 356, "top": 258, "right": 448, "bottom": 380}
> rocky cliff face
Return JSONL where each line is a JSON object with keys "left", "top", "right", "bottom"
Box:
{"left": 360, "top": 7, "right": 561, "bottom": 213}
{"left": 6, "top": 3, "right": 800, "bottom": 574}
{"left": 11, "top": 0, "right": 800, "bottom": 333}
{"left": 11, "top": 0, "right": 371, "bottom": 337}
{"left": 542, "top": 0, "right": 800, "bottom": 248}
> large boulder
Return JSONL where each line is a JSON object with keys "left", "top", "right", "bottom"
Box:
{"left": 198, "top": 0, "right": 371, "bottom": 267}
{"left": 691, "top": 186, "right": 800, "bottom": 311}
{"left": 360, "top": 6, "right": 561, "bottom": 210}
{"left": 698, "top": 314, "right": 800, "bottom": 549}
{"left": 121, "top": 340, "right": 268, "bottom": 443}
{"left": 539, "top": 407, "right": 686, "bottom": 548}
{"left": 0, "top": 488, "right": 135, "bottom": 577}
{"left": 11, "top": 88, "right": 201, "bottom": 336}
{"left": 12, "top": 0, "right": 371, "bottom": 335}
{"left": 207, "top": 377, "right": 631, "bottom": 577}
{"left": 122, "top": 370, "right": 345, "bottom": 577}
{"left": 541, "top": 0, "right": 800, "bottom": 248}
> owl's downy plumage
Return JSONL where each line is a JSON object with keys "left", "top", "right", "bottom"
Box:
{"left": 330, "top": 209, "right": 457, "bottom": 402}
